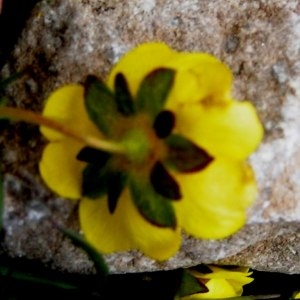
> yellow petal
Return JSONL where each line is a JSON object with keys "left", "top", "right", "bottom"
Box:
{"left": 165, "top": 52, "right": 233, "bottom": 106}
{"left": 41, "top": 84, "right": 101, "bottom": 141}
{"left": 79, "top": 188, "right": 181, "bottom": 260}
{"left": 107, "top": 42, "right": 178, "bottom": 96}
{"left": 194, "top": 266, "right": 253, "bottom": 289}
{"left": 186, "top": 266, "right": 253, "bottom": 299}
{"left": 192, "top": 279, "right": 239, "bottom": 299}
{"left": 169, "top": 100, "right": 263, "bottom": 161}
{"left": 293, "top": 292, "right": 300, "bottom": 299}
{"left": 173, "top": 159, "right": 257, "bottom": 239}
{"left": 39, "top": 138, "right": 85, "bottom": 199}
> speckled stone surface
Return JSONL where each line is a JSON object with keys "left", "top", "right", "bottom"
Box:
{"left": 1, "top": 0, "right": 300, "bottom": 274}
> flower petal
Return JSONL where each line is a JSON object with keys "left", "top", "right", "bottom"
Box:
{"left": 79, "top": 188, "right": 181, "bottom": 260}
{"left": 173, "top": 159, "right": 257, "bottom": 239}
{"left": 194, "top": 266, "right": 253, "bottom": 284}
{"left": 41, "top": 84, "right": 101, "bottom": 141}
{"left": 39, "top": 138, "right": 85, "bottom": 199}
{"left": 107, "top": 43, "right": 177, "bottom": 96}
{"left": 170, "top": 100, "right": 263, "bottom": 160}
{"left": 191, "top": 279, "right": 238, "bottom": 299}
{"left": 293, "top": 292, "right": 300, "bottom": 299}
{"left": 165, "top": 52, "right": 233, "bottom": 106}
{"left": 187, "top": 266, "right": 253, "bottom": 299}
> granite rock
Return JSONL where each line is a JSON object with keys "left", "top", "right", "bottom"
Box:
{"left": 1, "top": 0, "right": 300, "bottom": 274}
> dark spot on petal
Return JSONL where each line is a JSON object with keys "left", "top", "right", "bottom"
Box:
{"left": 153, "top": 110, "right": 175, "bottom": 138}
{"left": 150, "top": 161, "right": 181, "bottom": 200}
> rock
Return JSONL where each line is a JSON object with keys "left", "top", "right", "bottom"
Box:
{"left": 1, "top": 0, "right": 300, "bottom": 274}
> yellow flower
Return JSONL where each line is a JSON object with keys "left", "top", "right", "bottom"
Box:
{"left": 39, "top": 43, "right": 263, "bottom": 260}
{"left": 293, "top": 292, "right": 300, "bottom": 299}
{"left": 184, "top": 265, "right": 253, "bottom": 299}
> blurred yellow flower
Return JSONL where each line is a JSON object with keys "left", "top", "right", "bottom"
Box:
{"left": 293, "top": 291, "right": 300, "bottom": 299}
{"left": 184, "top": 265, "right": 253, "bottom": 299}
{"left": 39, "top": 43, "right": 263, "bottom": 260}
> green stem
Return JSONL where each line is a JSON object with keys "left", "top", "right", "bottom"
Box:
{"left": 0, "top": 107, "right": 125, "bottom": 154}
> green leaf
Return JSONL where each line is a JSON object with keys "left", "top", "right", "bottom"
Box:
{"left": 177, "top": 269, "right": 208, "bottom": 297}
{"left": 130, "top": 176, "right": 177, "bottom": 229}
{"left": 114, "top": 73, "right": 135, "bottom": 116}
{"left": 136, "top": 68, "right": 175, "bottom": 119}
{"left": 84, "top": 75, "right": 119, "bottom": 136}
{"left": 58, "top": 226, "right": 109, "bottom": 276}
{"left": 165, "top": 134, "right": 214, "bottom": 173}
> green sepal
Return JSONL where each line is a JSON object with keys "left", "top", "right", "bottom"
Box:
{"left": 177, "top": 269, "right": 208, "bottom": 297}
{"left": 150, "top": 161, "right": 181, "bottom": 200}
{"left": 58, "top": 226, "right": 109, "bottom": 276}
{"left": 136, "top": 68, "right": 175, "bottom": 119}
{"left": 165, "top": 134, "right": 214, "bottom": 173}
{"left": 82, "top": 163, "right": 109, "bottom": 199}
{"left": 130, "top": 177, "right": 177, "bottom": 229}
{"left": 84, "top": 75, "right": 119, "bottom": 136}
{"left": 107, "top": 171, "right": 127, "bottom": 213}
{"left": 153, "top": 110, "right": 175, "bottom": 138}
{"left": 77, "top": 147, "right": 110, "bottom": 166}
{"left": 82, "top": 162, "right": 127, "bottom": 214}
{"left": 114, "top": 73, "right": 135, "bottom": 116}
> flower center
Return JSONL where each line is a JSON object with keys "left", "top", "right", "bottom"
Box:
{"left": 76, "top": 70, "right": 213, "bottom": 227}
{"left": 117, "top": 113, "right": 169, "bottom": 173}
